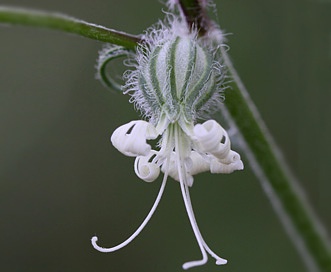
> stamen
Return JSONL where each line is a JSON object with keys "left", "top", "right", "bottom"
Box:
{"left": 174, "top": 125, "right": 208, "bottom": 270}
{"left": 91, "top": 172, "right": 168, "bottom": 253}
{"left": 175, "top": 124, "right": 228, "bottom": 269}
{"left": 180, "top": 179, "right": 208, "bottom": 270}
{"left": 183, "top": 182, "right": 228, "bottom": 266}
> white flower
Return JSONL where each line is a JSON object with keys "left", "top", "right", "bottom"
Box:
{"left": 91, "top": 15, "right": 243, "bottom": 270}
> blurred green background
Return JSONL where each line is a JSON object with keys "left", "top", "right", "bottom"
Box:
{"left": 0, "top": 0, "right": 330, "bottom": 271}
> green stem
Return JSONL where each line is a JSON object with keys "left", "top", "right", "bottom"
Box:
{"left": 222, "top": 49, "right": 331, "bottom": 272}
{"left": 0, "top": 6, "right": 140, "bottom": 50}
{"left": 177, "top": 1, "right": 331, "bottom": 271}
{"left": 177, "top": 0, "right": 209, "bottom": 36}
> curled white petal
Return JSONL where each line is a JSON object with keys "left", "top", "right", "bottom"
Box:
{"left": 111, "top": 120, "right": 158, "bottom": 157}
{"left": 186, "top": 151, "right": 210, "bottom": 176}
{"left": 161, "top": 152, "right": 179, "bottom": 181}
{"left": 210, "top": 156, "right": 244, "bottom": 174}
{"left": 193, "top": 120, "right": 230, "bottom": 160}
{"left": 160, "top": 152, "right": 195, "bottom": 186}
{"left": 218, "top": 150, "right": 241, "bottom": 164}
{"left": 134, "top": 152, "right": 160, "bottom": 182}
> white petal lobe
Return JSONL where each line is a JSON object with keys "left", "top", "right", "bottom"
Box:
{"left": 111, "top": 120, "right": 158, "bottom": 157}
{"left": 210, "top": 157, "right": 244, "bottom": 174}
{"left": 187, "top": 151, "right": 210, "bottom": 176}
{"left": 194, "top": 120, "right": 230, "bottom": 160}
{"left": 134, "top": 153, "right": 160, "bottom": 182}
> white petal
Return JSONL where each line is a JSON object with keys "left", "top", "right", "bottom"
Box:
{"left": 218, "top": 150, "right": 241, "bottom": 164}
{"left": 161, "top": 152, "right": 179, "bottom": 181}
{"left": 210, "top": 157, "right": 244, "bottom": 174}
{"left": 186, "top": 151, "right": 210, "bottom": 176}
{"left": 134, "top": 152, "right": 160, "bottom": 182}
{"left": 193, "top": 120, "right": 230, "bottom": 160}
{"left": 111, "top": 120, "right": 158, "bottom": 157}
{"left": 161, "top": 152, "right": 194, "bottom": 186}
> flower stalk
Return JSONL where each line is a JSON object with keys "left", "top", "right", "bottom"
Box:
{"left": 0, "top": 6, "right": 140, "bottom": 49}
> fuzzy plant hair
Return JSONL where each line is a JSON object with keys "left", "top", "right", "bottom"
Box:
{"left": 122, "top": 14, "right": 228, "bottom": 125}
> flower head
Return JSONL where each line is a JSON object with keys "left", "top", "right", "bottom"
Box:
{"left": 92, "top": 12, "right": 243, "bottom": 270}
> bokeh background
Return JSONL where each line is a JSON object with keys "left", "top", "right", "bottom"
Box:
{"left": 0, "top": 0, "right": 330, "bottom": 271}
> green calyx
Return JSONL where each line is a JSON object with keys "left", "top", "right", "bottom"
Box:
{"left": 138, "top": 35, "right": 221, "bottom": 124}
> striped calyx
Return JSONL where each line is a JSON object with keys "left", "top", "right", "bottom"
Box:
{"left": 133, "top": 35, "right": 222, "bottom": 124}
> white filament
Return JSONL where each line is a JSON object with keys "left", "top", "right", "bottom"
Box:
{"left": 174, "top": 125, "right": 227, "bottom": 269}
{"left": 175, "top": 126, "right": 208, "bottom": 269}
{"left": 91, "top": 172, "right": 168, "bottom": 253}
{"left": 183, "top": 177, "right": 227, "bottom": 266}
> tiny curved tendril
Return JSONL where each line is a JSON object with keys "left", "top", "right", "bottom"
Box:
{"left": 97, "top": 45, "right": 131, "bottom": 92}
{"left": 91, "top": 171, "right": 168, "bottom": 253}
